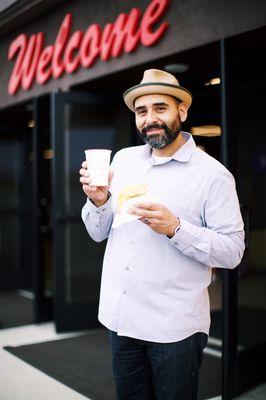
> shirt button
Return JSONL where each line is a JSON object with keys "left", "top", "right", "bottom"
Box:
{"left": 123, "top": 290, "right": 127, "bottom": 295}
{"left": 125, "top": 266, "right": 130, "bottom": 271}
{"left": 96, "top": 224, "right": 100, "bottom": 228}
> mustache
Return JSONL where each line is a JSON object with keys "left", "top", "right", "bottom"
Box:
{"left": 141, "top": 123, "right": 167, "bottom": 135}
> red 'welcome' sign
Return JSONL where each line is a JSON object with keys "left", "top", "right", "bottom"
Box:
{"left": 8, "top": 0, "right": 170, "bottom": 95}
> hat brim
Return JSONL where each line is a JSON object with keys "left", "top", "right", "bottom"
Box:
{"left": 123, "top": 82, "right": 192, "bottom": 112}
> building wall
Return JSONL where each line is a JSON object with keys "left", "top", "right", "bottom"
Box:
{"left": 0, "top": 0, "right": 266, "bottom": 108}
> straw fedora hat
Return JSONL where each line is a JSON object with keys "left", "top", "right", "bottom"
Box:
{"left": 123, "top": 69, "right": 192, "bottom": 112}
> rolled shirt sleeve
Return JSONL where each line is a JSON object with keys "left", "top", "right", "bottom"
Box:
{"left": 81, "top": 195, "right": 113, "bottom": 242}
{"left": 169, "top": 169, "right": 245, "bottom": 269}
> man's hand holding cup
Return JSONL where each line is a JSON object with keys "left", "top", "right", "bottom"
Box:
{"left": 79, "top": 154, "right": 113, "bottom": 207}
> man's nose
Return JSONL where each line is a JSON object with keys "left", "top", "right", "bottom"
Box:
{"left": 145, "top": 110, "right": 159, "bottom": 125}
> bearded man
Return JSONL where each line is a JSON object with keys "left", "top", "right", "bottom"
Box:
{"left": 79, "top": 69, "right": 245, "bottom": 400}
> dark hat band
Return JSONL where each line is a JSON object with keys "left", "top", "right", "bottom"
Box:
{"left": 123, "top": 82, "right": 192, "bottom": 99}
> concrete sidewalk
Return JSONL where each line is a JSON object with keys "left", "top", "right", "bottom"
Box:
{"left": 0, "top": 322, "right": 92, "bottom": 400}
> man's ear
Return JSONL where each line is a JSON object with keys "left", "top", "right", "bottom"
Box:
{"left": 179, "top": 102, "right": 188, "bottom": 122}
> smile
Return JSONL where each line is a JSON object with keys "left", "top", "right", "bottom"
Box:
{"left": 146, "top": 128, "right": 163, "bottom": 135}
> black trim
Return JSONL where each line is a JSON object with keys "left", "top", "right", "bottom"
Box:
{"left": 123, "top": 82, "right": 193, "bottom": 99}
{"left": 220, "top": 38, "right": 239, "bottom": 400}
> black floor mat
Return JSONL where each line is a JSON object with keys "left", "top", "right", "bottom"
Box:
{"left": 5, "top": 330, "right": 221, "bottom": 400}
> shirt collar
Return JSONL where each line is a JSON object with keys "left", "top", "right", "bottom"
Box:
{"left": 141, "top": 132, "right": 196, "bottom": 164}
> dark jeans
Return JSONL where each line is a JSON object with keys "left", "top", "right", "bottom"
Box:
{"left": 109, "top": 330, "right": 208, "bottom": 400}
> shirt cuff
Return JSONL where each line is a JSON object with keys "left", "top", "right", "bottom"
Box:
{"left": 169, "top": 217, "right": 201, "bottom": 251}
{"left": 84, "top": 193, "right": 112, "bottom": 213}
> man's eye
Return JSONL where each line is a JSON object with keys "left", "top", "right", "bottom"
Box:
{"left": 157, "top": 107, "right": 165, "bottom": 111}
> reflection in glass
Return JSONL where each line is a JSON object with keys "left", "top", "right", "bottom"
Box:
{"left": 63, "top": 103, "right": 116, "bottom": 303}
{"left": 64, "top": 104, "right": 116, "bottom": 212}
{"left": 0, "top": 140, "right": 22, "bottom": 208}
{"left": 0, "top": 137, "right": 23, "bottom": 271}
{"left": 65, "top": 222, "right": 106, "bottom": 303}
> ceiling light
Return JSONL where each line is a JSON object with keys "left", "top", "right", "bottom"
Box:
{"left": 43, "top": 149, "right": 54, "bottom": 159}
{"left": 205, "top": 77, "right": 221, "bottom": 86}
{"left": 164, "top": 63, "right": 190, "bottom": 73}
{"left": 28, "top": 120, "right": 35, "bottom": 128}
{"left": 191, "top": 125, "right": 221, "bottom": 137}
{"left": 25, "top": 103, "right": 33, "bottom": 112}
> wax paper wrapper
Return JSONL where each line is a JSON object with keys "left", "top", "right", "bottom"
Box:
{"left": 112, "top": 185, "right": 158, "bottom": 228}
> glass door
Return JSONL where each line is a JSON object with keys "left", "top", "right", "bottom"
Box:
{"left": 0, "top": 126, "right": 32, "bottom": 289}
{"left": 0, "top": 99, "right": 53, "bottom": 328}
{"left": 216, "top": 28, "right": 266, "bottom": 399}
{"left": 51, "top": 90, "right": 119, "bottom": 332}
{"left": 0, "top": 102, "right": 36, "bottom": 329}
{"left": 232, "top": 27, "right": 266, "bottom": 397}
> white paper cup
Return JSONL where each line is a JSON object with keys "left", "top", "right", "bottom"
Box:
{"left": 84, "top": 149, "right": 112, "bottom": 186}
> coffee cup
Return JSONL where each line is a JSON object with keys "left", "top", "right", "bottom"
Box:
{"left": 84, "top": 149, "right": 112, "bottom": 186}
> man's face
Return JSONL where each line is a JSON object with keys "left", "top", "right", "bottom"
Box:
{"left": 134, "top": 94, "right": 186, "bottom": 149}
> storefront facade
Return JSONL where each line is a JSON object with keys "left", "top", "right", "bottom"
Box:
{"left": 0, "top": 1, "right": 266, "bottom": 398}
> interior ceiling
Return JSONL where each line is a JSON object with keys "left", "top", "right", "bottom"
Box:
{"left": 74, "top": 41, "right": 219, "bottom": 95}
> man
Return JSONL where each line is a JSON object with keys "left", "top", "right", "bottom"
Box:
{"left": 79, "top": 69, "right": 245, "bottom": 400}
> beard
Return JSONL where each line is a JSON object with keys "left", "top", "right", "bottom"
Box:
{"left": 137, "top": 117, "right": 182, "bottom": 149}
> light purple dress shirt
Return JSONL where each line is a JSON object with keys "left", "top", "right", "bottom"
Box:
{"left": 81, "top": 132, "right": 245, "bottom": 343}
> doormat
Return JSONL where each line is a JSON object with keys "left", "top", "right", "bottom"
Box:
{"left": 5, "top": 330, "right": 221, "bottom": 400}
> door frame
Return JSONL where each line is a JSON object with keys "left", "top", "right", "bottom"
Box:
{"left": 32, "top": 95, "right": 53, "bottom": 323}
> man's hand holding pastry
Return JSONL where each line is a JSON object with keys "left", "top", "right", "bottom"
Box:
{"left": 79, "top": 161, "right": 113, "bottom": 207}
{"left": 129, "top": 202, "right": 180, "bottom": 238}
